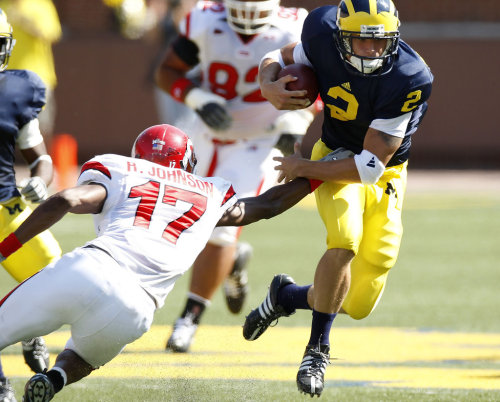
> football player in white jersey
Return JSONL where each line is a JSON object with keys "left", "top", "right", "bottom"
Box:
{"left": 155, "top": 0, "right": 319, "bottom": 353}
{"left": 0, "top": 8, "right": 62, "bottom": 401}
{"left": 0, "top": 124, "right": 314, "bottom": 402}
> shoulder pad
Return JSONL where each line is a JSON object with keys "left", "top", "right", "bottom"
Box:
{"left": 302, "top": 6, "right": 337, "bottom": 43}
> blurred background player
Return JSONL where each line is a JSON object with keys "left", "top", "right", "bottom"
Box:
{"left": 0, "top": 0, "right": 62, "bottom": 143}
{"left": 103, "top": 0, "right": 200, "bottom": 131}
{"left": 0, "top": 124, "right": 312, "bottom": 402}
{"left": 151, "top": 0, "right": 199, "bottom": 134}
{"left": 0, "top": 8, "right": 62, "bottom": 402}
{"left": 102, "top": 0, "right": 166, "bottom": 40}
{"left": 244, "top": 0, "right": 433, "bottom": 396}
{"left": 155, "top": 0, "right": 318, "bottom": 353}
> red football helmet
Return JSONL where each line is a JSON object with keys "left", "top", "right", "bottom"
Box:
{"left": 132, "top": 124, "right": 197, "bottom": 173}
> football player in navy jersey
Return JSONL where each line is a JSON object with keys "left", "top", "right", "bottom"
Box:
{"left": 243, "top": 0, "right": 433, "bottom": 397}
{"left": 0, "top": 8, "right": 62, "bottom": 401}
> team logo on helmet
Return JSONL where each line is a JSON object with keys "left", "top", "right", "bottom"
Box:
{"left": 152, "top": 138, "right": 165, "bottom": 151}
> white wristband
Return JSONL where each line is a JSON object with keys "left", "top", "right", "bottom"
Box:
{"left": 28, "top": 154, "right": 52, "bottom": 170}
{"left": 184, "top": 87, "right": 226, "bottom": 110}
{"left": 354, "top": 150, "right": 385, "bottom": 185}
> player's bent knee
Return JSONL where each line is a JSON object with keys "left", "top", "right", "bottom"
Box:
{"left": 342, "top": 282, "right": 385, "bottom": 320}
{"left": 342, "top": 255, "right": 391, "bottom": 320}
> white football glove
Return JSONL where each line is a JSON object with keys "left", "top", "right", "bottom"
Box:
{"left": 185, "top": 87, "right": 232, "bottom": 131}
{"left": 19, "top": 176, "right": 48, "bottom": 203}
{"left": 272, "top": 109, "right": 315, "bottom": 155}
{"left": 272, "top": 109, "right": 315, "bottom": 136}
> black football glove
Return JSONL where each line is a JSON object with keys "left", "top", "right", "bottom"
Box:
{"left": 196, "top": 102, "right": 232, "bottom": 131}
{"left": 275, "top": 133, "right": 302, "bottom": 156}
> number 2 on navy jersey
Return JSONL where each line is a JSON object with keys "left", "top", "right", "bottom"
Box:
{"left": 128, "top": 181, "right": 207, "bottom": 244}
{"left": 325, "top": 85, "right": 423, "bottom": 120}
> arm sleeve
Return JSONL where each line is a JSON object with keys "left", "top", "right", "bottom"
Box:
{"left": 16, "top": 118, "right": 44, "bottom": 150}
{"left": 292, "top": 43, "right": 313, "bottom": 67}
{"left": 172, "top": 35, "right": 200, "bottom": 66}
{"left": 78, "top": 156, "right": 118, "bottom": 217}
{"left": 369, "top": 113, "right": 412, "bottom": 138}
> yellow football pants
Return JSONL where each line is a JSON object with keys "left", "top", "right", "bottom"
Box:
{"left": 311, "top": 140, "right": 407, "bottom": 320}
{"left": 1, "top": 197, "right": 62, "bottom": 282}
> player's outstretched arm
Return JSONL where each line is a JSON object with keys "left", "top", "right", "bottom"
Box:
{"left": 0, "top": 184, "right": 106, "bottom": 261}
{"left": 217, "top": 177, "right": 312, "bottom": 227}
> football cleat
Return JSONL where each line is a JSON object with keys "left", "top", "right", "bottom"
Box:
{"left": 22, "top": 337, "right": 50, "bottom": 373}
{"left": 224, "top": 242, "right": 253, "bottom": 314}
{"left": 296, "top": 343, "right": 330, "bottom": 397}
{"left": 22, "top": 373, "right": 54, "bottom": 402}
{"left": 0, "top": 378, "right": 16, "bottom": 402}
{"left": 165, "top": 317, "right": 198, "bottom": 353}
{"left": 242, "top": 273, "right": 295, "bottom": 341}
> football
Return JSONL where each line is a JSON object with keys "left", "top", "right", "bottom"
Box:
{"left": 277, "top": 63, "right": 319, "bottom": 104}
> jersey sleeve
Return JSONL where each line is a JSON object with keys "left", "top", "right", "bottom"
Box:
{"left": 11, "top": 70, "right": 47, "bottom": 128}
{"left": 78, "top": 156, "right": 113, "bottom": 186}
{"left": 221, "top": 184, "right": 237, "bottom": 209}
{"left": 206, "top": 176, "right": 238, "bottom": 218}
{"left": 301, "top": 6, "right": 337, "bottom": 60}
{"left": 77, "top": 154, "right": 123, "bottom": 215}
{"left": 375, "top": 65, "right": 433, "bottom": 121}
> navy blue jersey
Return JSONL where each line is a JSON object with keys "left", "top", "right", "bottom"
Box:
{"left": 0, "top": 69, "right": 46, "bottom": 201}
{"left": 301, "top": 6, "right": 433, "bottom": 167}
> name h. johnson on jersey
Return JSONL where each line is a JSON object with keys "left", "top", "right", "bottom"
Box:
{"left": 126, "top": 160, "right": 214, "bottom": 196}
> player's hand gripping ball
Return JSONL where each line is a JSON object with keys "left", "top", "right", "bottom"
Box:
{"left": 277, "top": 63, "right": 319, "bottom": 104}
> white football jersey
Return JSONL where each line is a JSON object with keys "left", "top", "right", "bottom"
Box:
{"left": 77, "top": 154, "right": 237, "bottom": 307}
{"left": 180, "top": 1, "right": 308, "bottom": 140}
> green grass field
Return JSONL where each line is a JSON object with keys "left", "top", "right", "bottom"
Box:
{"left": 1, "top": 173, "right": 500, "bottom": 401}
